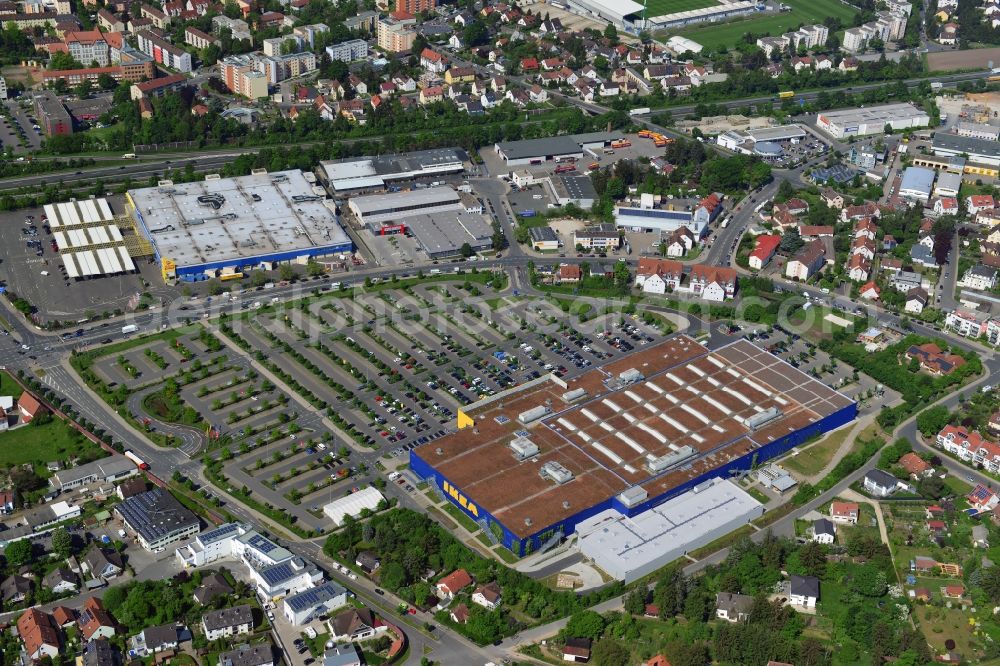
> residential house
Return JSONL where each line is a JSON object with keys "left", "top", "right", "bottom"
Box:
{"left": 831, "top": 501, "right": 859, "bottom": 524}
{"left": 329, "top": 607, "right": 379, "bottom": 642}
{"left": 436, "top": 569, "right": 473, "bottom": 599}
{"left": 218, "top": 644, "right": 274, "bottom": 666}
{"left": 84, "top": 548, "right": 124, "bottom": 580}
{"left": 859, "top": 281, "right": 881, "bottom": 300}
{"left": 634, "top": 258, "right": 683, "bottom": 294}
{"left": 898, "top": 452, "right": 932, "bottom": 477}
{"left": 969, "top": 483, "right": 1000, "bottom": 511}
{"left": 962, "top": 264, "right": 998, "bottom": 291}
{"left": 813, "top": 518, "right": 835, "bottom": 544}
{"left": 557, "top": 264, "right": 581, "bottom": 284}
{"left": 715, "top": 592, "right": 753, "bottom": 622}
{"left": 201, "top": 604, "right": 253, "bottom": 641}
{"left": 18, "top": 609, "right": 61, "bottom": 660}
{"left": 132, "top": 624, "right": 181, "bottom": 655}
{"left": 785, "top": 240, "right": 826, "bottom": 280}
{"left": 193, "top": 572, "right": 233, "bottom": 605}
{"left": 905, "top": 287, "right": 928, "bottom": 314}
{"left": 355, "top": 551, "right": 380, "bottom": 574}
{"left": 17, "top": 392, "right": 45, "bottom": 423}
{"left": 968, "top": 194, "right": 996, "bottom": 214}
{"left": 79, "top": 597, "right": 116, "bottom": 641}
{"left": 562, "top": 637, "right": 592, "bottom": 663}
{"left": 937, "top": 425, "right": 1000, "bottom": 474}
{"left": 471, "top": 582, "right": 502, "bottom": 610}
{"left": 749, "top": 234, "right": 781, "bottom": 270}
{"left": 2, "top": 574, "right": 32, "bottom": 604}
{"left": 906, "top": 343, "right": 966, "bottom": 375}
{"left": 863, "top": 469, "right": 900, "bottom": 497}
{"left": 788, "top": 575, "right": 819, "bottom": 608}
{"left": 43, "top": 567, "right": 78, "bottom": 594}
{"left": 449, "top": 603, "right": 469, "bottom": 625}
{"left": 688, "top": 264, "right": 737, "bottom": 301}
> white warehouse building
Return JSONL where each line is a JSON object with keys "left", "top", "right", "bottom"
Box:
{"left": 323, "top": 487, "right": 385, "bottom": 526}
{"left": 576, "top": 478, "right": 764, "bottom": 583}
{"left": 816, "top": 103, "right": 930, "bottom": 139}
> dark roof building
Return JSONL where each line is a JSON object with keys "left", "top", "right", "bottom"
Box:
{"left": 218, "top": 643, "right": 274, "bottom": 666}
{"left": 193, "top": 572, "right": 233, "bottom": 605}
{"left": 115, "top": 489, "right": 200, "bottom": 552}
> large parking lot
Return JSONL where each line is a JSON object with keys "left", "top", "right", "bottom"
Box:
{"left": 0, "top": 204, "right": 156, "bottom": 323}
{"left": 742, "top": 322, "right": 900, "bottom": 414}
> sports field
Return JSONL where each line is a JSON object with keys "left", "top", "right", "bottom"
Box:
{"left": 644, "top": 0, "right": 719, "bottom": 17}
{"left": 659, "top": 0, "right": 856, "bottom": 51}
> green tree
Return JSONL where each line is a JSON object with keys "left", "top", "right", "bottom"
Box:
{"left": 5, "top": 539, "right": 32, "bottom": 567}
{"left": 51, "top": 527, "right": 72, "bottom": 558}
{"left": 462, "top": 20, "right": 489, "bottom": 47}
{"left": 603, "top": 23, "right": 618, "bottom": 42}
{"left": 460, "top": 242, "right": 474, "bottom": 258}
{"left": 916, "top": 405, "right": 950, "bottom": 436}
{"left": 564, "top": 610, "right": 605, "bottom": 641}
{"left": 591, "top": 637, "right": 628, "bottom": 666}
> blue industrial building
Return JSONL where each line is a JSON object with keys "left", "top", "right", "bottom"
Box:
{"left": 126, "top": 170, "right": 353, "bottom": 282}
{"left": 410, "top": 337, "right": 857, "bottom": 556}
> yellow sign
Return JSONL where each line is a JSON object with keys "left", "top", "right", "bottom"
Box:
{"left": 457, "top": 409, "right": 475, "bottom": 430}
{"left": 442, "top": 480, "right": 479, "bottom": 517}
{"left": 161, "top": 258, "right": 176, "bottom": 282}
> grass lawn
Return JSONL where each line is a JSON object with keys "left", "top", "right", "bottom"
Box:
{"left": 787, "top": 306, "right": 856, "bottom": 343}
{"left": 662, "top": 0, "right": 857, "bottom": 51}
{"left": 493, "top": 546, "right": 519, "bottom": 564}
{"left": 782, "top": 426, "right": 853, "bottom": 477}
{"left": 916, "top": 605, "right": 979, "bottom": 657}
{"left": 644, "top": 0, "right": 718, "bottom": 16}
{"left": 0, "top": 417, "right": 105, "bottom": 474}
{"left": 944, "top": 474, "right": 974, "bottom": 496}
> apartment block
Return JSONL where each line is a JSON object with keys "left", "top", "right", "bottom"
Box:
{"left": 184, "top": 26, "right": 218, "bottom": 49}
{"left": 136, "top": 30, "right": 192, "bottom": 72}
{"left": 220, "top": 54, "right": 268, "bottom": 99}
{"left": 65, "top": 29, "right": 110, "bottom": 66}
{"left": 377, "top": 11, "right": 416, "bottom": 52}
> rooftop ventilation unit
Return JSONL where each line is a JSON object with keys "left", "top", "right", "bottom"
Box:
{"left": 518, "top": 405, "right": 551, "bottom": 426}
{"left": 646, "top": 445, "right": 696, "bottom": 473}
{"left": 743, "top": 407, "right": 782, "bottom": 430}
{"left": 617, "top": 486, "right": 648, "bottom": 508}
{"left": 617, "top": 368, "right": 644, "bottom": 386}
{"left": 510, "top": 436, "right": 539, "bottom": 460}
{"left": 562, "top": 388, "right": 588, "bottom": 403}
{"left": 540, "top": 461, "right": 574, "bottom": 485}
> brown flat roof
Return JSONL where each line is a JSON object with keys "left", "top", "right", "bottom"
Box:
{"left": 414, "top": 335, "right": 853, "bottom": 538}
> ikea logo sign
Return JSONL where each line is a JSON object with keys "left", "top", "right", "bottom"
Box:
{"left": 442, "top": 480, "right": 479, "bottom": 517}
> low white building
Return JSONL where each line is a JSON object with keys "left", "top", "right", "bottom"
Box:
{"left": 788, "top": 575, "right": 819, "bottom": 608}
{"left": 323, "top": 487, "right": 385, "bottom": 526}
{"left": 282, "top": 582, "right": 351, "bottom": 625}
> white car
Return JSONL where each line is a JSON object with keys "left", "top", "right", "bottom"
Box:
{"left": 305, "top": 627, "right": 317, "bottom": 639}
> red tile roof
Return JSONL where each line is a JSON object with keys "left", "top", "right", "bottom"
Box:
{"left": 437, "top": 569, "right": 473, "bottom": 595}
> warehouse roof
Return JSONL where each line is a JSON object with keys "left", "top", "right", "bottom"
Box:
{"left": 348, "top": 186, "right": 459, "bottom": 215}
{"left": 899, "top": 167, "right": 935, "bottom": 195}
{"left": 495, "top": 136, "right": 583, "bottom": 160}
{"left": 934, "top": 132, "right": 1000, "bottom": 160}
{"left": 576, "top": 478, "right": 761, "bottom": 572}
{"left": 413, "top": 336, "right": 854, "bottom": 539}
{"left": 319, "top": 148, "right": 466, "bottom": 191}
{"left": 128, "top": 170, "right": 350, "bottom": 268}
{"left": 52, "top": 456, "right": 136, "bottom": 489}
{"left": 818, "top": 102, "right": 928, "bottom": 126}
{"left": 407, "top": 211, "right": 494, "bottom": 256}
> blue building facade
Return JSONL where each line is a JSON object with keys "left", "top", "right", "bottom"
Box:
{"left": 410, "top": 400, "right": 856, "bottom": 555}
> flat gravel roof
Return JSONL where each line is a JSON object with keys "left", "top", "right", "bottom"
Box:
{"left": 129, "top": 170, "right": 350, "bottom": 268}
